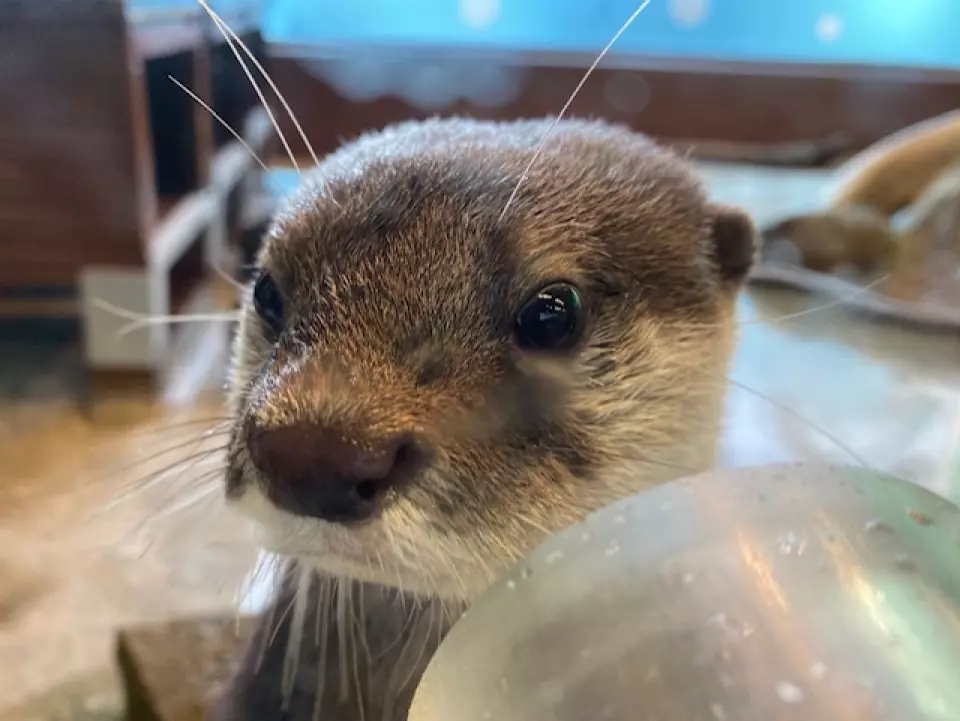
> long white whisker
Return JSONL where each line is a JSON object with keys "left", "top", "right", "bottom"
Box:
{"left": 197, "top": 0, "right": 301, "bottom": 173}
{"left": 713, "top": 370, "right": 869, "bottom": 467}
{"left": 212, "top": 262, "right": 249, "bottom": 294}
{"left": 268, "top": 580, "right": 301, "bottom": 649}
{"left": 499, "top": 0, "right": 653, "bottom": 221}
{"left": 312, "top": 577, "right": 333, "bottom": 721}
{"left": 256, "top": 587, "right": 281, "bottom": 673}
{"left": 197, "top": 0, "right": 322, "bottom": 171}
{"left": 141, "top": 472, "right": 222, "bottom": 529}
{"left": 91, "top": 299, "right": 241, "bottom": 338}
{"left": 98, "top": 447, "right": 228, "bottom": 514}
{"left": 282, "top": 568, "right": 312, "bottom": 709}
{"left": 336, "top": 580, "right": 350, "bottom": 698}
{"left": 116, "top": 314, "right": 241, "bottom": 338}
{"left": 740, "top": 273, "right": 892, "bottom": 327}
{"left": 168, "top": 75, "right": 268, "bottom": 171}
{"left": 351, "top": 584, "right": 367, "bottom": 721}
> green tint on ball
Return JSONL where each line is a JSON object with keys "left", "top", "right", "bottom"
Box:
{"left": 410, "top": 463, "right": 960, "bottom": 721}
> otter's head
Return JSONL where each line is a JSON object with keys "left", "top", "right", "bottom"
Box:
{"left": 225, "top": 118, "right": 756, "bottom": 599}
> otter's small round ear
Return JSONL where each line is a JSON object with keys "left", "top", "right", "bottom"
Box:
{"left": 707, "top": 203, "right": 759, "bottom": 284}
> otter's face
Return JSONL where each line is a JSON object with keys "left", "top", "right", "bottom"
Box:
{"left": 225, "top": 119, "right": 756, "bottom": 600}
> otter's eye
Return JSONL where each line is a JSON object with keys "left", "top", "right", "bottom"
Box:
{"left": 253, "top": 272, "right": 284, "bottom": 333}
{"left": 514, "top": 282, "right": 585, "bottom": 351}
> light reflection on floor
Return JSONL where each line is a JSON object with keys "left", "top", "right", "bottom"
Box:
{"left": 724, "top": 287, "right": 960, "bottom": 503}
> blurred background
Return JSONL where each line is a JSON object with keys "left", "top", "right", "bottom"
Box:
{"left": 1, "top": 0, "right": 959, "bottom": 719}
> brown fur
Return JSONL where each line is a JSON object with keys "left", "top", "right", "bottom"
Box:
{"left": 761, "top": 205, "right": 900, "bottom": 275}
{"left": 213, "top": 117, "right": 756, "bottom": 720}
{"left": 902, "top": 158, "right": 960, "bottom": 254}
{"left": 831, "top": 110, "right": 960, "bottom": 216}
{"left": 758, "top": 115, "right": 960, "bottom": 288}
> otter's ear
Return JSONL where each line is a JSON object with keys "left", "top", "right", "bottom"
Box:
{"left": 707, "top": 203, "right": 758, "bottom": 284}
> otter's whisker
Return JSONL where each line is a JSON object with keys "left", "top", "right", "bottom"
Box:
{"left": 197, "top": 0, "right": 301, "bottom": 172}
{"left": 439, "top": 553, "right": 469, "bottom": 602}
{"left": 383, "top": 600, "right": 432, "bottom": 717}
{"left": 642, "top": 271, "right": 897, "bottom": 338}
{"left": 312, "top": 575, "right": 334, "bottom": 721}
{"left": 499, "top": 0, "right": 653, "bottom": 221}
{"left": 111, "top": 464, "right": 223, "bottom": 556}
{"left": 256, "top": 584, "right": 282, "bottom": 674}
{"left": 198, "top": 0, "right": 323, "bottom": 173}
{"left": 126, "top": 417, "right": 234, "bottom": 438}
{"left": 469, "top": 531, "right": 514, "bottom": 588}
{"left": 370, "top": 590, "right": 418, "bottom": 664}
{"left": 537, "top": 435, "right": 697, "bottom": 477}
{"left": 419, "top": 603, "right": 443, "bottom": 685}
{"left": 92, "top": 298, "right": 241, "bottom": 338}
{"left": 140, "top": 471, "right": 222, "bottom": 533}
{"left": 738, "top": 272, "right": 892, "bottom": 327}
{"left": 238, "top": 552, "right": 283, "bottom": 621}
{"left": 115, "top": 312, "right": 240, "bottom": 337}
{"left": 168, "top": 74, "right": 268, "bottom": 171}
{"left": 143, "top": 456, "right": 225, "bottom": 523}
{"left": 335, "top": 579, "right": 351, "bottom": 700}
{"left": 106, "top": 457, "right": 224, "bottom": 522}
{"left": 95, "top": 430, "right": 230, "bottom": 488}
{"left": 97, "top": 446, "right": 228, "bottom": 515}
{"left": 382, "top": 527, "right": 408, "bottom": 603}
{"left": 635, "top": 453, "right": 699, "bottom": 476}
{"left": 281, "top": 567, "right": 312, "bottom": 709}
{"left": 163, "top": 432, "right": 229, "bottom": 486}
{"left": 704, "top": 368, "right": 869, "bottom": 467}
{"left": 350, "top": 585, "right": 367, "bottom": 721}
{"left": 266, "top": 573, "right": 302, "bottom": 675}
{"left": 212, "top": 262, "right": 249, "bottom": 294}
{"left": 101, "top": 451, "right": 226, "bottom": 515}
{"left": 80, "top": 418, "right": 231, "bottom": 463}
{"left": 134, "top": 420, "right": 229, "bottom": 501}
{"left": 149, "top": 475, "right": 221, "bottom": 521}
{"left": 513, "top": 513, "right": 554, "bottom": 539}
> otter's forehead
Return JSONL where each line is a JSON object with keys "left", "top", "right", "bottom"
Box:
{"left": 265, "top": 162, "right": 522, "bottom": 351}
{"left": 261, "top": 118, "right": 718, "bottom": 336}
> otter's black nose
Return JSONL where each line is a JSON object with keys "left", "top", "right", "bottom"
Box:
{"left": 248, "top": 424, "right": 422, "bottom": 523}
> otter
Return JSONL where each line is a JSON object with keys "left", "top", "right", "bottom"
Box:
{"left": 831, "top": 110, "right": 960, "bottom": 217}
{"left": 758, "top": 111, "right": 960, "bottom": 285}
{"left": 210, "top": 117, "right": 758, "bottom": 720}
{"left": 760, "top": 205, "right": 900, "bottom": 276}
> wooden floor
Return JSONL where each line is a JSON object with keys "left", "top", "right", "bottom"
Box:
{"left": 0, "top": 287, "right": 258, "bottom": 720}
{"left": 2, "top": 163, "right": 960, "bottom": 719}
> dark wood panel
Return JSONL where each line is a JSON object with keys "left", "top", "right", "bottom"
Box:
{"left": 0, "top": 6, "right": 147, "bottom": 285}
{"left": 0, "top": 0, "right": 263, "bottom": 301}
{"left": 0, "top": 224, "right": 145, "bottom": 274}
{"left": 0, "top": 259, "right": 111, "bottom": 287}
{"left": 265, "top": 45, "right": 960, "bottom": 162}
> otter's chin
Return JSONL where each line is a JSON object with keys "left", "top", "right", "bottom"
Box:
{"left": 227, "top": 481, "right": 485, "bottom": 599}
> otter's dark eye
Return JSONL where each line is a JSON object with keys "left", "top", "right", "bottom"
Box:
{"left": 253, "top": 272, "right": 284, "bottom": 333}
{"left": 514, "top": 282, "right": 585, "bottom": 351}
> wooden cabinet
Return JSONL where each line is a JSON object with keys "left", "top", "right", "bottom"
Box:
{"left": 0, "top": 0, "right": 272, "bottom": 378}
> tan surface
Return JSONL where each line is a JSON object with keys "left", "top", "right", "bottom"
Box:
{"left": 116, "top": 616, "right": 255, "bottom": 721}
{"left": 1, "top": 163, "right": 959, "bottom": 719}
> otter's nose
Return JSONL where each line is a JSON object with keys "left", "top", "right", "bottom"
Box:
{"left": 248, "top": 424, "right": 422, "bottom": 523}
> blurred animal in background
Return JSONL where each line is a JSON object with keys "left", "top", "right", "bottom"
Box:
{"left": 758, "top": 111, "right": 960, "bottom": 323}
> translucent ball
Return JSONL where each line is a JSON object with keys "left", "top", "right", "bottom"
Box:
{"left": 410, "top": 463, "right": 960, "bottom": 721}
